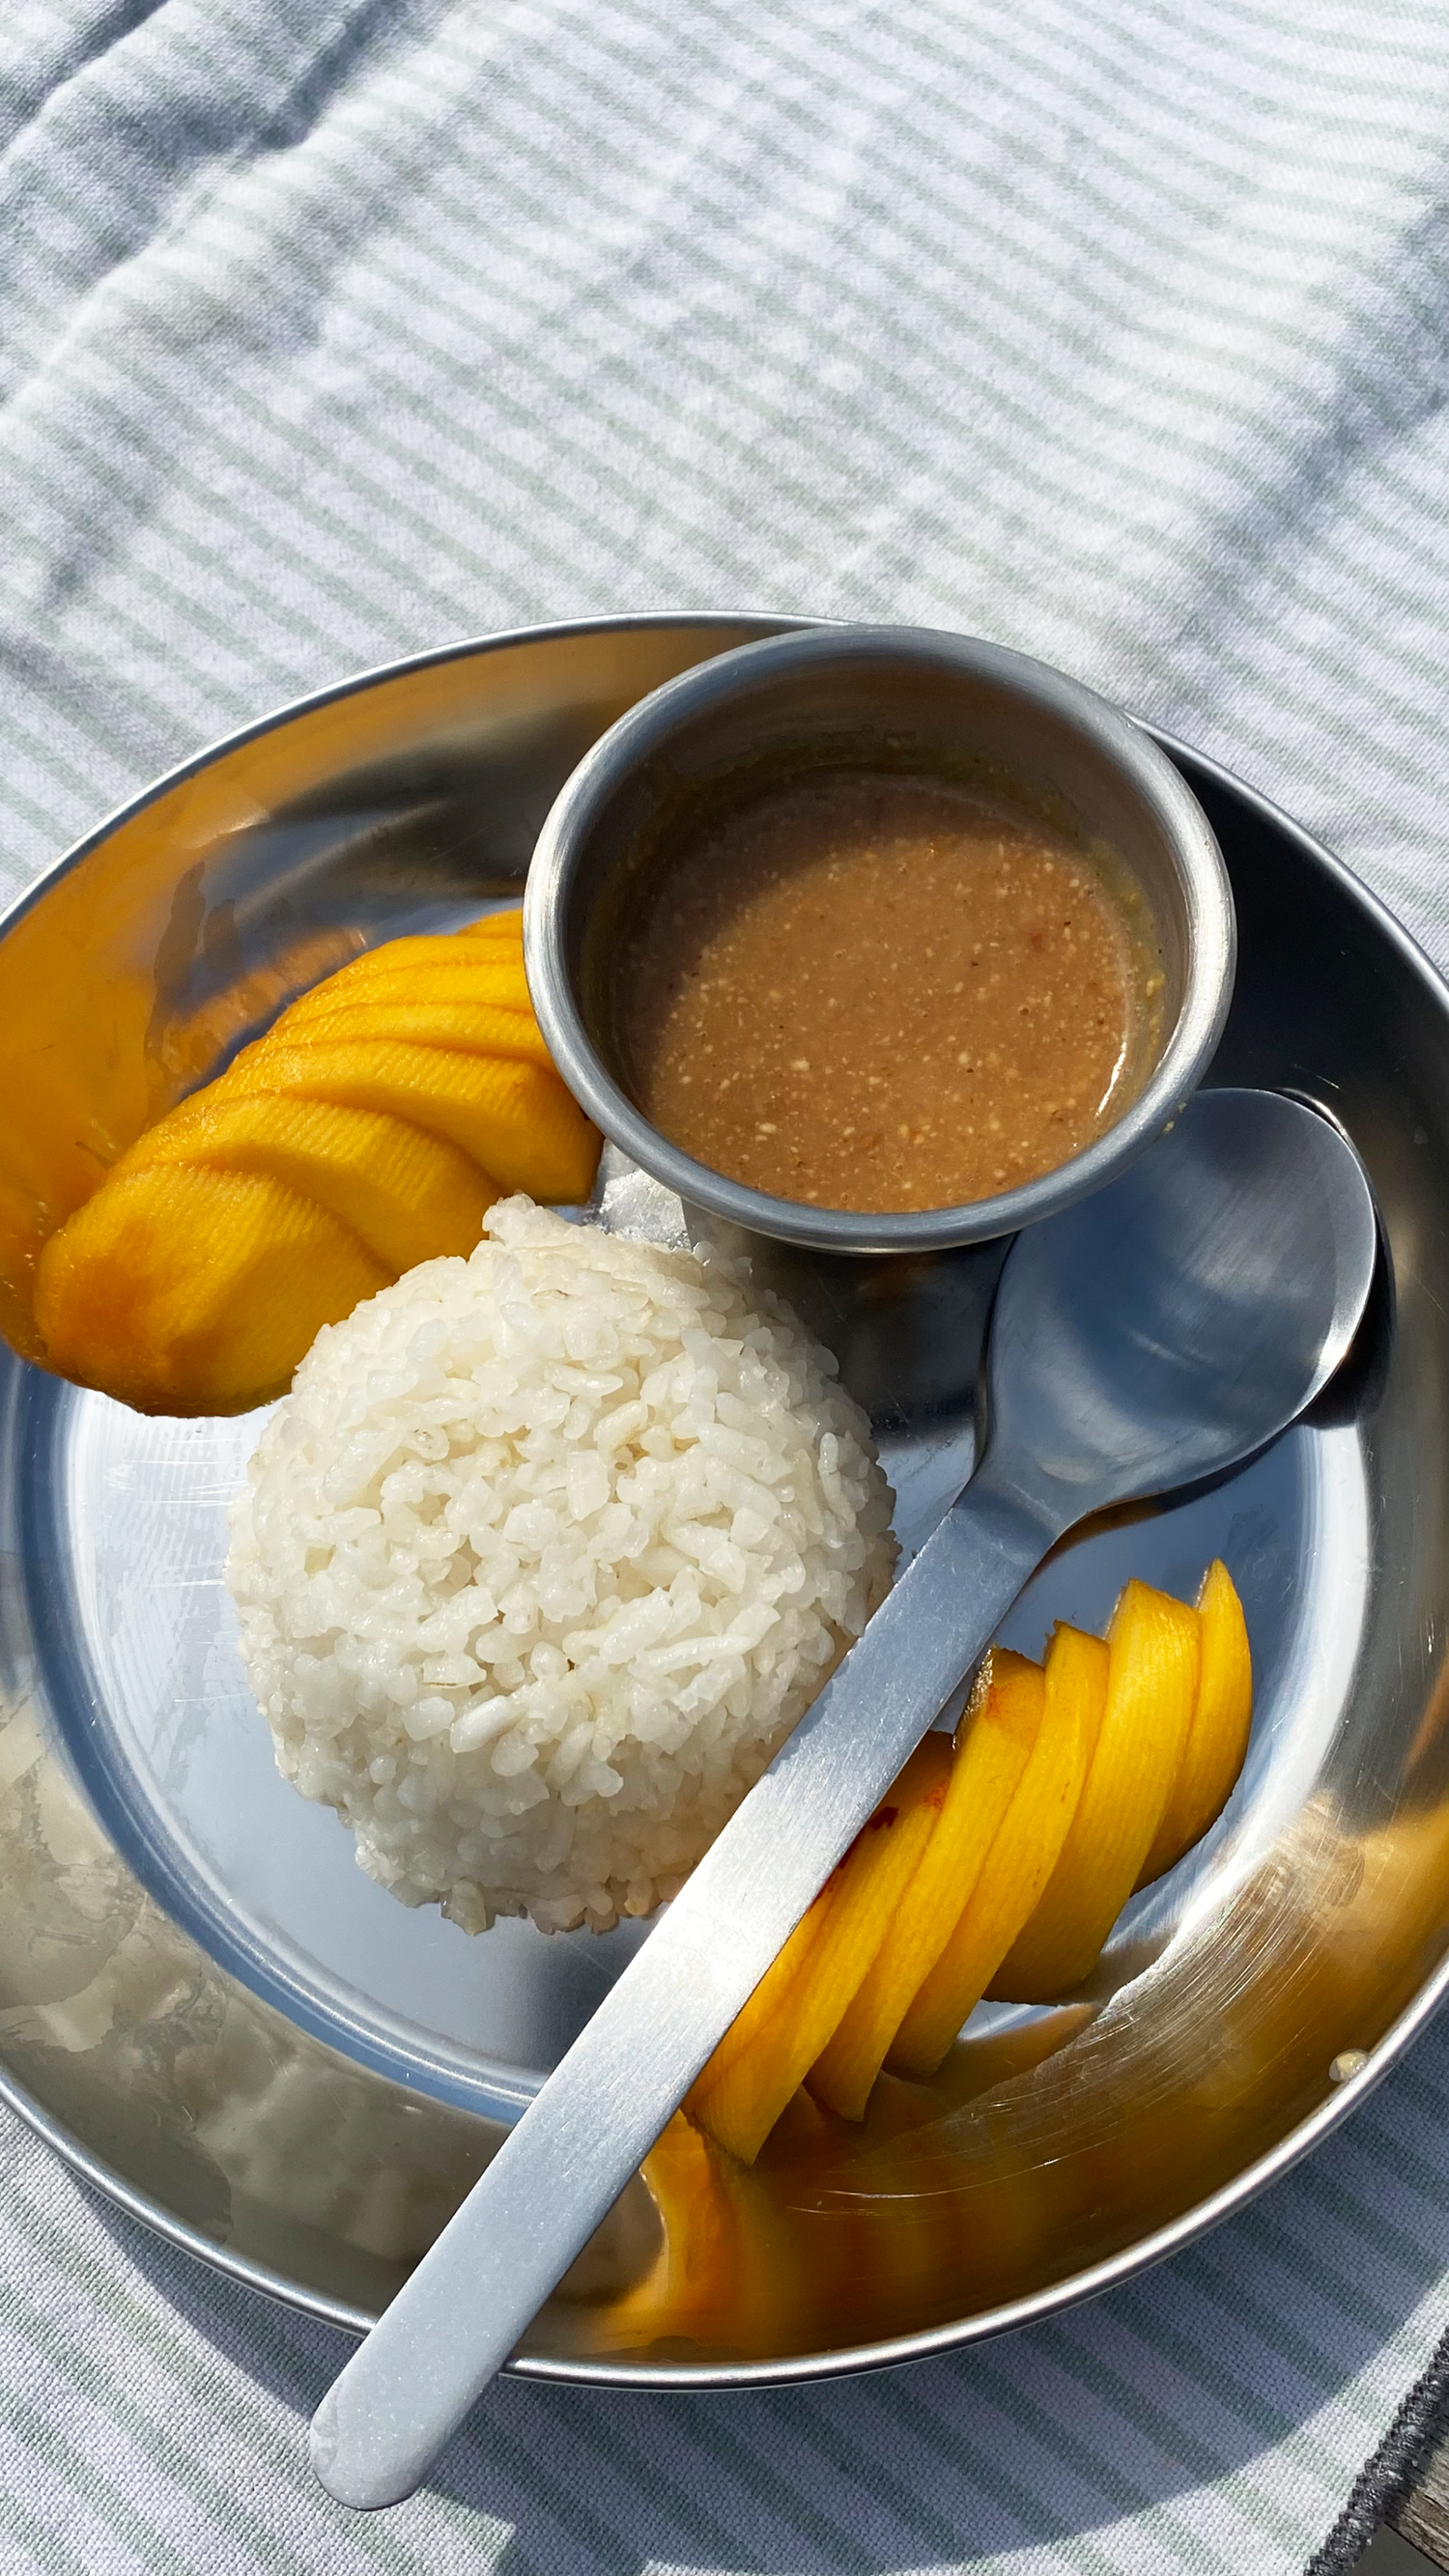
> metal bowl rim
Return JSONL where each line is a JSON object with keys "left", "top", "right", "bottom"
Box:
{"left": 0, "top": 610, "right": 1438, "bottom": 2385}
{"left": 523, "top": 622, "right": 1236, "bottom": 1255}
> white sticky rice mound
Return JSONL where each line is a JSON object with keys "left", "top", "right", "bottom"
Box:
{"left": 226, "top": 1197, "right": 895, "bottom": 1934}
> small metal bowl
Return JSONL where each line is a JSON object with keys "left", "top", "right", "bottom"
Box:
{"left": 525, "top": 625, "right": 1236, "bottom": 1254}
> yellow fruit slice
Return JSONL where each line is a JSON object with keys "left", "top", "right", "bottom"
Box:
{"left": 318, "top": 932, "right": 532, "bottom": 1005}
{"left": 118, "top": 1092, "right": 500, "bottom": 1274}
{"left": 340, "top": 927, "right": 528, "bottom": 983}
{"left": 19, "top": 897, "right": 594, "bottom": 1414}
{"left": 887, "top": 1627, "right": 1105, "bottom": 2081}
{"left": 807, "top": 1649, "right": 1040, "bottom": 2118}
{"left": 277, "top": 990, "right": 555, "bottom": 1070}
{"left": 280, "top": 962, "right": 531, "bottom": 1010}
{"left": 685, "top": 1877, "right": 838, "bottom": 2140}
{"left": 453, "top": 909, "right": 524, "bottom": 939}
{"left": 35, "top": 1165, "right": 386, "bottom": 1416}
{"left": 991, "top": 1579, "right": 1201, "bottom": 2001}
{"left": 300, "top": 945, "right": 531, "bottom": 1004}
{"left": 215, "top": 1036, "right": 601, "bottom": 1203}
{"left": 688, "top": 1735, "right": 952, "bottom": 2165}
{"left": 1137, "top": 1561, "right": 1252, "bottom": 1885}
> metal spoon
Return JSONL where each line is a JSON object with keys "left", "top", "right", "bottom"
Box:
{"left": 310, "top": 1087, "right": 1378, "bottom": 2508}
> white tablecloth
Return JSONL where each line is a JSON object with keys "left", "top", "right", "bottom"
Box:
{"left": 3, "top": 1, "right": 1448, "bottom": 2565}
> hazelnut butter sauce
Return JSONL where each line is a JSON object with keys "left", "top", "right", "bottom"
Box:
{"left": 619, "top": 769, "right": 1163, "bottom": 1213}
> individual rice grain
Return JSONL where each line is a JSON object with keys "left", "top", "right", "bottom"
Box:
{"left": 226, "top": 1197, "right": 895, "bottom": 1932}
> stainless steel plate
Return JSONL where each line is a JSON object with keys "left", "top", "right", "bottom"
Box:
{"left": 1, "top": 614, "right": 1446, "bottom": 2386}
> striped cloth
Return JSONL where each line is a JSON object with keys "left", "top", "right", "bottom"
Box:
{"left": 5, "top": 2043, "right": 1449, "bottom": 2575}
{"left": 2, "top": 0, "right": 1448, "bottom": 2567}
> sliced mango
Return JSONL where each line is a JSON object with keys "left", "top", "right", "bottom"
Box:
{"left": 888, "top": 1624, "right": 1106, "bottom": 2081}
{"left": 276, "top": 991, "right": 555, "bottom": 1070}
{"left": 683, "top": 1876, "right": 839, "bottom": 2147}
{"left": 688, "top": 1735, "right": 952, "bottom": 2165}
{"left": 35, "top": 1165, "right": 386, "bottom": 1416}
{"left": 453, "top": 908, "right": 524, "bottom": 939}
{"left": 216, "top": 1038, "right": 599, "bottom": 1205}
{"left": 117, "top": 1092, "right": 500, "bottom": 1275}
{"left": 991, "top": 1580, "right": 1201, "bottom": 2001}
{"left": 295, "top": 946, "right": 532, "bottom": 1008}
{"left": 281, "top": 961, "right": 539, "bottom": 1017}
{"left": 807, "top": 1651, "right": 1039, "bottom": 2119}
{"left": 1137, "top": 1561, "right": 1252, "bottom": 1885}
{"left": 685, "top": 1565, "right": 1249, "bottom": 2156}
{"left": 28, "top": 910, "right": 600, "bottom": 1414}
{"left": 314, "top": 930, "right": 532, "bottom": 1006}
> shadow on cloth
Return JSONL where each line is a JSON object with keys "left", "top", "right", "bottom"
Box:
{"left": 86, "top": 2029, "right": 1449, "bottom": 2576}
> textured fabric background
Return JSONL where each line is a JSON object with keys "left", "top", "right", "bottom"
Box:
{"left": 2, "top": 0, "right": 1448, "bottom": 2567}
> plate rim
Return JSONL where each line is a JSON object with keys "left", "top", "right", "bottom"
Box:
{"left": 3, "top": 609, "right": 1445, "bottom": 2387}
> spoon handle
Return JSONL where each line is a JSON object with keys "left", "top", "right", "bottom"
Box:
{"left": 310, "top": 1475, "right": 1055, "bottom": 2509}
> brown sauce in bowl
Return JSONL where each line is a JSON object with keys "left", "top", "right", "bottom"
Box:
{"left": 619, "top": 770, "right": 1161, "bottom": 1214}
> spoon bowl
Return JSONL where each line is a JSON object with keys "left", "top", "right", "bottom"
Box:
{"left": 987, "top": 1088, "right": 1378, "bottom": 1520}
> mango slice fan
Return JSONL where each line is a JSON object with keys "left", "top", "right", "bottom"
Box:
{"left": 684, "top": 1560, "right": 1251, "bottom": 2164}
{"left": 30, "top": 910, "right": 602, "bottom": 1416}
